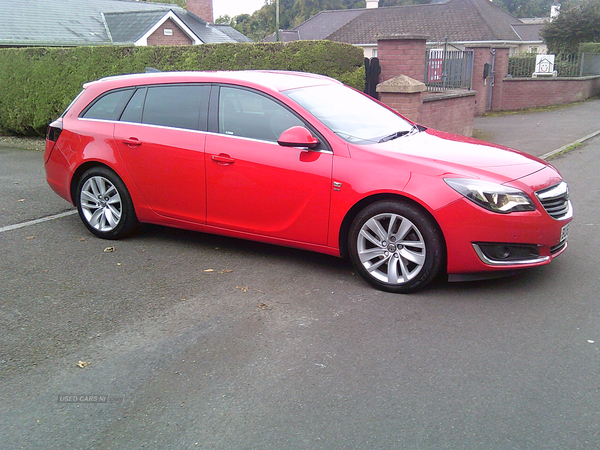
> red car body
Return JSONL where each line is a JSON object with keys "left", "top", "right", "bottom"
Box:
{"left": 45, "top": 71, "right": 572, "bottom": 292}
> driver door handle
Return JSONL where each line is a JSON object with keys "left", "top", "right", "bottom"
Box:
{"left": 212, "top": 154, "right": 235, "bottom": 165}
{"left": 122, "top": 137, "right": 142, "bottom": 147}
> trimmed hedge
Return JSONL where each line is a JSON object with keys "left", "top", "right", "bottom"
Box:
{"left": 579, "top": 42, "right": 600, "bottom": 54}
{"left": 0, "top": 41, "right": 364, "bottom": 136}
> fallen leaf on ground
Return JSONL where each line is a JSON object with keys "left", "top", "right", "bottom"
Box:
{"left": 204, "top": 269, "right": 214, "bottom": 273}
{"left": 257, "top": 303, "right": 273, "bottom": 310}
{"left": 220, "top": 269, "right": 233, "bottom": 274}
{"left": 103, "top": 247, "right": 115, "bottom": 253}
{"left": 237, "top": 286, "right": 249, "bottom": 293}
{"left": 76, "top": 361, "right": 91, "bottom": 368}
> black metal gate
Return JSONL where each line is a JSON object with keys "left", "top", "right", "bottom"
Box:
{"left": 364, "top": 57, "right": 381, "bottom": 99}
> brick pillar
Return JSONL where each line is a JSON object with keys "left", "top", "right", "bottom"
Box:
{"left": 466, "top": 46, "right": 493, "bottom": 116}
{"left": 377, "top": 34, "right": 428, "bottom": 84}
{"left": 467, "top": 46, "right": 510, "bottom": 115}
{"left": 376, "top": 75, "right": 426, "bottom": 123}
{"left": 187, "top": 0, "right": 213, "bottom": 23}
{"left": 490, "top": 47, "right": 510, "bottom": 112}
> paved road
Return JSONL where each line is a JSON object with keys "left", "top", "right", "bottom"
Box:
{"left": 1, "top": 139, "right": 599, "bottom": 449}
{"left": 473, "top": 98, "right": 600, "bottom": 157}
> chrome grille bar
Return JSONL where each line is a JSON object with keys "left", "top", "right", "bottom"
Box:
{"left": 535, "top": 181, "right": 573, "bottom": 220}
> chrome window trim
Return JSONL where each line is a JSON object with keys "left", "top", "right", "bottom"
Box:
{"left": 76, "top": 118, "right": 333, "bottom": 153}
{"left": 204, "top": 130, "right": 334, "bottom": 154}
{"left": 78, "top": 117, "right": 209, "bottom": 134}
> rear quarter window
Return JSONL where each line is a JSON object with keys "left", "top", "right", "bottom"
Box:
{"left": 80, "top": 89, "right": 134, "bottom": 121}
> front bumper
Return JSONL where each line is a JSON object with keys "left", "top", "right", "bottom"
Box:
{"left": 436, "top": 194, "right": 572, "bottom": 275}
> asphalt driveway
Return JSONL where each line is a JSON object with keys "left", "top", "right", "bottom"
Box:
{"left": 1, "top": 135, "right": 599, "bottom": 449}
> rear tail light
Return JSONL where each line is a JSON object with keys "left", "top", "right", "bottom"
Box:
{"left": 44, "top": 119, "right": 63, "bottom": 163}
{"left": 46, "top": 119, "right": 63, "bottom": 143}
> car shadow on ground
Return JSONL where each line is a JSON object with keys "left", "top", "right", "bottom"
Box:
{"left": 130, "top": 223, "right": 555, "bottom": 298}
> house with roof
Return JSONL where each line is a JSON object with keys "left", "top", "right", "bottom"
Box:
{"left": 265, "top": 0, "right": 546, "bottom": 57}
{"left": 0, "top": 0, "right": 251, "bottom": 48}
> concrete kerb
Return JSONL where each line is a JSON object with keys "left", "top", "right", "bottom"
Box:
{"left": 540, "top": 129, "right": 600, "bottom": 160}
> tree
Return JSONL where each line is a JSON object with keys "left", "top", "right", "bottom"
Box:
{"left": 149, "top": 0, "right": 186, "bottom": 8}
{"left": 541, "top": 0, "right": 600, "bottom": 53}
{"left": 493, "top": 0, "right": 555, "bottom": 18}
{"left": 215, "top": 15, "right": 233, "bottom": 25}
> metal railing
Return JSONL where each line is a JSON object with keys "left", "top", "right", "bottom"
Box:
{"left": 508, "top": 53, "right": 600, "bottom": 78}
{"left": 425, "top": 49, "right": 474, "bottom": 91}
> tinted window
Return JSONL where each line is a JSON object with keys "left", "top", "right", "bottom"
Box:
{"left": 219, "top": 87, "right": 304, "bottom": 142}
{"left": 120, "top": 88, "right": 146, "bottom": 124}
{"left": 142, "top": 85, "right": 208, "bottom": 131}
{"left": 81, "top": 89, "right": 134, "bottom": 121}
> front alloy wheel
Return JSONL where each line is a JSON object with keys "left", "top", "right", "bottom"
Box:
{"left": 77, "top": 167, "right": 138, "bottom": 239}
{"left": 349, "top": 200, "right": 445, "bottom": 293}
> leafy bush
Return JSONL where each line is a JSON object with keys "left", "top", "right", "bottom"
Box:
{"left": 0, "top": 41, "right": 364, "bottom": 136}
{"left": 579, "top": 42, "right": 600, "bottom": 54}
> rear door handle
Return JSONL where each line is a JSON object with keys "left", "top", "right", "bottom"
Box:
{"left": 212, "top": 154, "right": 235, "bottom": 165}
{"left": 123, "top": 137, "right": 142, "bottom": 147}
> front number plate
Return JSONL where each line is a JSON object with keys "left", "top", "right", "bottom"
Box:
{"left": 560, "top": 223, "right": 571, "bottom": 242}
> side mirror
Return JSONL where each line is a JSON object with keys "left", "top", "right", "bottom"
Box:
{"left": 277, "top": 126, "right": 319, "bottom": 150}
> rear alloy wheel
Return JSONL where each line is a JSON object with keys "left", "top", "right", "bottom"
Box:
{"left": 349, "top": 200, "right": 444, "bottom": 293}
{"left": 76, "top": 167, "right": 138, "bottom": 239}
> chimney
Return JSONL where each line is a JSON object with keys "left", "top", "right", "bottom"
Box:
{"left": 187, "top": 0, "right": 213, "bottom": 23}
{"left": 366, "top": 0, "right": 379, "bottom": 8}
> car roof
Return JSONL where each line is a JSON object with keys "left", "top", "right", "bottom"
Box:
{"left": 84, "top": 70, "right": 341, "bottom": 94}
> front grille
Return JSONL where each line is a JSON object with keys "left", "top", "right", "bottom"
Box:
{"left": 536, "top": 182, "right": 572, "bottom": 220}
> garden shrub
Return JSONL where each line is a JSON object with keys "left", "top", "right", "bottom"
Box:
{"left": 0, "top": 41, "right": 364, "bottom": 136}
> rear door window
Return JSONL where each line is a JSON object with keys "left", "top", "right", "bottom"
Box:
{"left": 141, "top": 85, "right": 209, "bottom": 131}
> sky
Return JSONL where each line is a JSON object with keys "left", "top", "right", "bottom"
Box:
{"left": 212, "top": 0, "right": 269, "bottom": 19}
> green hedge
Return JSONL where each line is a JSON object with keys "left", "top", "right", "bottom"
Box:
{"left": 579, "top": 42, "right": 600, "bottom": 54}
{"left": 0, "top": 41, "right": 364, "bottom": 136}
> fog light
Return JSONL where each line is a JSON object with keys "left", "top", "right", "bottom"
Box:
{"left": 473, "top": 243, "right": 544, "bottom": 265}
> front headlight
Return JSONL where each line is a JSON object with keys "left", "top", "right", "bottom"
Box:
{"left": 445, "top": 178, "right": 535, "bottom": 213}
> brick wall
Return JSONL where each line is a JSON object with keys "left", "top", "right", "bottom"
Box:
{"left": 377, "top": 35, "right": 475, "bottom": 136}
{"left": 147, "top": 19, "right": 193, "bottom": 46}
{"left": 499, "top": 76, "right": 600, "bottom": 110}
{"left": 420, "top": 91, "right": 476, "bottom": 136}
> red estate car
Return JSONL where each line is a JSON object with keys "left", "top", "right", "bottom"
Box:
{"left": 45, "top": 71, "right": 572, "bottom": 293}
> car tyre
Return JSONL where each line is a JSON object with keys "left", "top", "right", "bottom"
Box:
{"left": 76, "top": 167, "right": 138, "bottom": 239}
{"left": 349, "top": 200, "right": 445, "bottom": 293}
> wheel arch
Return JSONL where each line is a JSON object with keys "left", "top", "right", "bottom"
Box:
{"left": 338, "top": 193, "right": 448, "bottom": 266}
{"left": 70, "top": 161, "right": 123, "bottom": 206}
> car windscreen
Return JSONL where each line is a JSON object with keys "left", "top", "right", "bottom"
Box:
{"left": 284, "top": 84, "right": 412, "bottom": 144}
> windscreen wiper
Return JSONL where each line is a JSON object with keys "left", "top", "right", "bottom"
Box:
{"left": 378, "top": 124, "right": 426, "bottom": 143}
{"left": 379, "top": 130, "right": 410, "bottom": 143}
